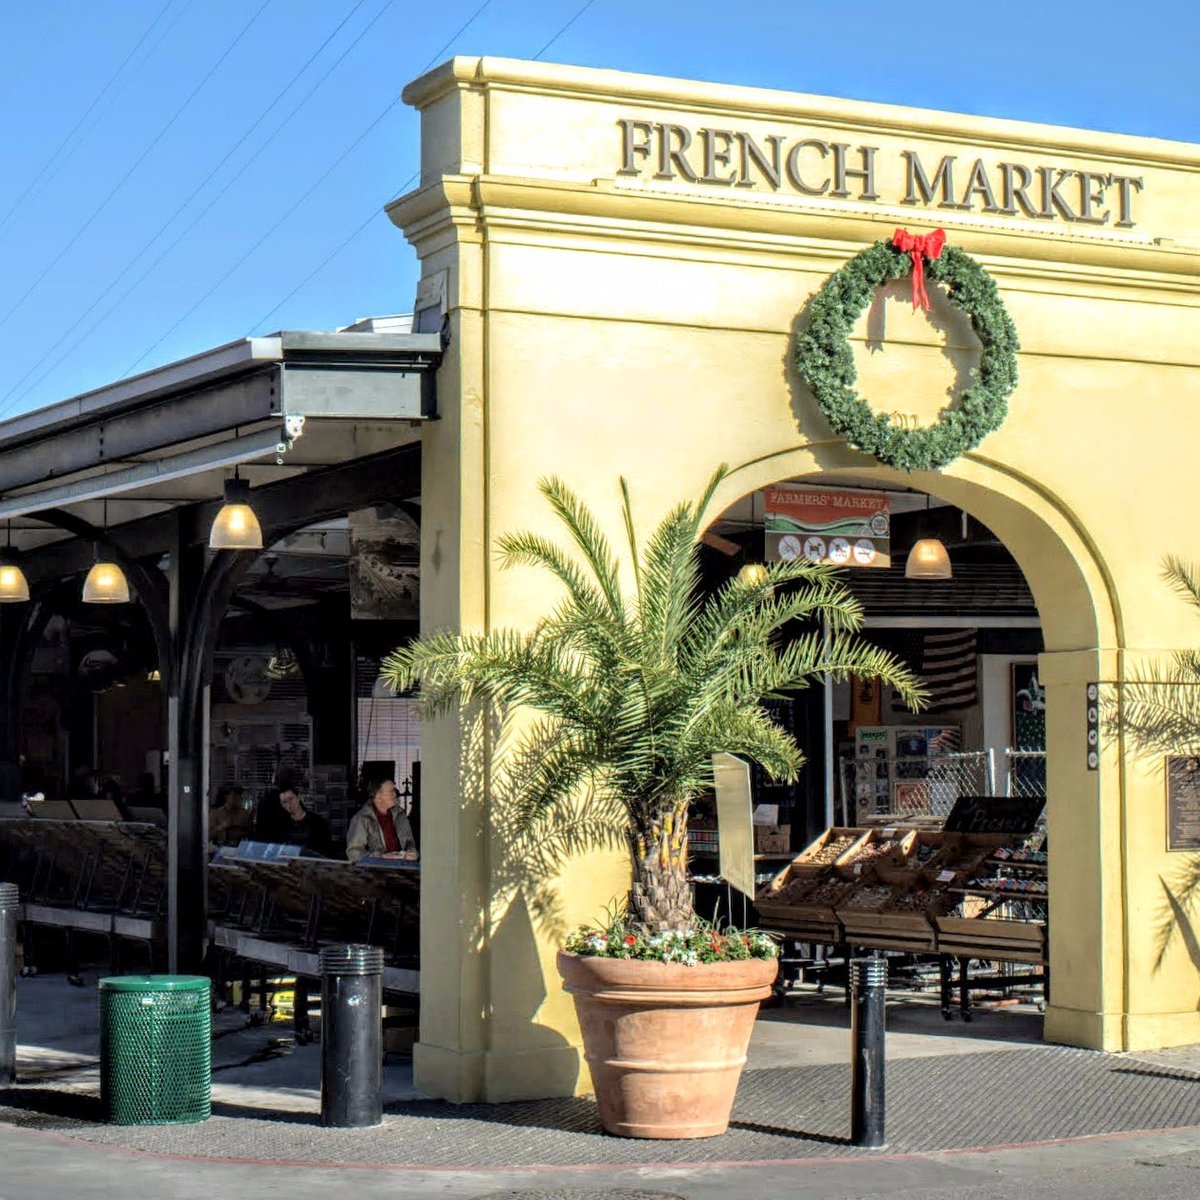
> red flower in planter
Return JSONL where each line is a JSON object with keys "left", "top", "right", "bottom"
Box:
{"left": 624, "top": 934, "right": 637, "bottom": 947}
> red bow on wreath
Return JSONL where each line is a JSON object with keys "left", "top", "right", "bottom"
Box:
{"left": 892, "top": 227, "right": 946, "bottom": 311}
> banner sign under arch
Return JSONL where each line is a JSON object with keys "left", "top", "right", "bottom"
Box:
{"left": 764, "top": 485, "right": 890, "bottom": 569}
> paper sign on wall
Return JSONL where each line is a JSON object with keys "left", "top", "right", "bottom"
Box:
{"left": 763, "top": 486, "right": 890, "bottom": 569}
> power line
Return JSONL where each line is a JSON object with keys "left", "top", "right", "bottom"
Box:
{"left": 0, "top": 0, "right": 385, "bottom": 417}
{"left": 0, "top": 0, "right": 194, "bottom": 244}
{"left": 249, "top": 0, "right": 600, "bottom": 334}
{"left": 122, "top": 98, "right": 404, "bottom": 377}
{"left": 0, "top": 0, "right": 180, "bottom": 241}
{"left": 0, "top": 0, "right": 274, "bottom": 338}
{"left": 124, "top": 0, "right": 496, "bottom": 371}
{"left": 533, "top": 0, "right": 596, "bottom": 58}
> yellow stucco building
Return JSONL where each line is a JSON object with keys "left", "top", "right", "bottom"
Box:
{"left": 388, "top": 56, "right": 1200, "bottom": 1103}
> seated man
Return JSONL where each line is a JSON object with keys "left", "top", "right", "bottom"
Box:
{"left": 268, "top": 784, "right": 332, "bottom": 857}
{"left": 346, "top": 779, "right": 418, "bottom": 863}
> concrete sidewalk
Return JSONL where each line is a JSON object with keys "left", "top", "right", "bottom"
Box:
{"left": 6, "top": 971, "right": 1200, "bottom": 1198}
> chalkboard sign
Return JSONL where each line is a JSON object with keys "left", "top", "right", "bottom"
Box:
{"left": 1167, "top": 756, "right": 1200, "bottom": 851}
{"left": 943, "top": 794, "right": 1045, "bottom": 835}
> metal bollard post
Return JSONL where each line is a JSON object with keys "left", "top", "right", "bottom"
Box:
{"left": 0, "top": 883, "right": 19, "bottom": 1084}
{"left": 320, "top": 944, "right": 384, "bottom": 1128}
{"left": 849, "top": 956, "right": 887, "bottom": 1148}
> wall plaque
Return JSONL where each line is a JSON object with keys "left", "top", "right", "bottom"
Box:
{"left": 1167, "top": 756, "right": 1200, "bottom": 851}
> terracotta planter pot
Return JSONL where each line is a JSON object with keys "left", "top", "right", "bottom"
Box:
{"left": 557, "top": 950, "right": 778, "bottom": 1139}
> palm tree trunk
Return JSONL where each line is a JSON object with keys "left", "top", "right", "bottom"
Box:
{"left": 629, "top": 803, "right": 693, "bottom": 934}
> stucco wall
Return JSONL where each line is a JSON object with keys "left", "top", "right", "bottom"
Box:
{"left": 391, "top": 57, "right": 1200, "bottom": 1102}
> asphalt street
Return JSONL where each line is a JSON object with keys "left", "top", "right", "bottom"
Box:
{"left": 3, "top": 1124, "right": 1200, "bottom": 1199}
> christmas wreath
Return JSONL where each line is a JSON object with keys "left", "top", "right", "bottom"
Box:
{"left": 794, "top": 229, "right": 1020, "bottom": 472}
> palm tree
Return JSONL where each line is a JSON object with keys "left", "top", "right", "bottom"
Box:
{"left": 381, "top": 468, "right": 926, "bottom": 935}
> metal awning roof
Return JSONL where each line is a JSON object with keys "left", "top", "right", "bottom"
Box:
{"left": 0, "top": 330, "right": 441, "bottom": 556}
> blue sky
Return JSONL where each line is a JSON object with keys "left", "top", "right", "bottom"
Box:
{"left": 0, "top": 0, "right": 1195, "bottom": 420}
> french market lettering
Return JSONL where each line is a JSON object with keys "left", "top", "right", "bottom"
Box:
{"left": 616, "top": 118, "right": 1144, "bottom": 227}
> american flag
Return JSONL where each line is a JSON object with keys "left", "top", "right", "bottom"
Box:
{"left": 920, "top": 629, "right": 978, "bottom": 714}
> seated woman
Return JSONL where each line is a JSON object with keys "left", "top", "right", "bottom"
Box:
{"left": 264, "top": 784, "right": 332, "bottom": 857}
{"left": 209, "top": 783, "right": 251, "bottom": 848}
{"left": 346, "top": 779, "right": 418, "bottom": 864}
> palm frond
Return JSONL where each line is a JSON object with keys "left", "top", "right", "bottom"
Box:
{"left": 537, "top": 477, "right": 625, "bottom": 619}
{"left": 387, "top": 472, "right": 927, "bottom": 839}
{"left": 1163, "top": 556, "right": 1200, "bottom": 613}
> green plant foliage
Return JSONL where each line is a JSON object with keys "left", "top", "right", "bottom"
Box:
{"left": 795, "top": 240, "right": 1021, "bottom": 471}
{"left": 381, "top": 467, "right": 926, "bottom": 931}
{"left": 565, "top": 921, "right": 778, "bottom": 965}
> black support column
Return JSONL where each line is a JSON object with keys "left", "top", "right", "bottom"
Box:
{"left": 167, "top": 526, "right": 208, "bottom": 975}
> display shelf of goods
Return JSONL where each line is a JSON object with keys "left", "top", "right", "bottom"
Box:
{"left": 688, "top": 825, "right": 720, "bottom": 856}
{"left": 874, "top": 831, "right": 945, "bottom": 884}
{"left": 834, "top": 829, "right": 916, "bottom": 879}
{"left": 838, "top": 882, "right": 945, "bottom": 952}
{"left": 935, "top": 856, "right": 1048, "bottom": 965}
{"left": 922, "top": 836, "right": 997, "bottom": 885}
{"left": 789, "top": 827, "right": 867, "bottom": 875}
{"left": 755, "top": 870, "right": 852, "bottom": 942}
{"left": 934, "top": 910, "right": 1047, "bottom": 964}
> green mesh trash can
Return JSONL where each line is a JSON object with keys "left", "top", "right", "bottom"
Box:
{"left": 99, "top": 975, "right": 211, "bottom": 1125}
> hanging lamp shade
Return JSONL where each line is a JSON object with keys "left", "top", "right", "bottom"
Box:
{"left": 0, "top": 521, "right": 27, "bottom": 602}
{"left": 904, "top": 537, "right": 952, "bottom": 580}
{"left": 210, "top": 476, "right": 263, "bottom": 551}
{"left": 0, "top": 561, "right": 29, "bottom": 603}
{"left": 737, "top": 562, "right": 770, "bottom": 587}
{"left": 82, "top": 561, "right": 130, "bottom": 604}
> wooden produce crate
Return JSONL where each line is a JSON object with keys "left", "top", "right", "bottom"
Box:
{"left": 835, "top": 880, "right": 928, "bottom": 950}
{"left": 875, "top": 831, "right": 945, "bottom": 885}
{"left": 922, "top": 836, "right": 996, "bottom": 885}
{"left": 788, "top": 827, "right": 867, "bottom": 876}
{"left": 756, "top": 872, "right": 853, "bottom": 944}
{"left": 834, "top": 829, "right": 916, "bottom": 880}
{"left": 934, "top": 914, "right": 1047, "bottom": 964}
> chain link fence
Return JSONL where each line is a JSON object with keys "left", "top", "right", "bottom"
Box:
{"left": 1005, "top": 749, "right": 1046, "bottom": 799}
{"left": 840, "top": 750, "right": 995, "bottom": 824}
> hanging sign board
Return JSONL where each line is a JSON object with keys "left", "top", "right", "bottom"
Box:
{"left": 712, "top": 752, "right": 755, "bottom": 900}
{"left": 1167, "top": 756, "right": 1200, "bottom": 851}
{"left": 943, "top": 794, "right": 1045, "bottom": 835}
{"left": 763, "top": 486, "right": 890, "bottom": 568}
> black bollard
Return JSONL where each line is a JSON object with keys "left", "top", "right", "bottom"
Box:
{"left": 0, "top": 883, "right": 18, "bottom": 1084}
{"left": 320, "top": 944, "right": 384, "bottom": 1128}
{"left": 849, "top": 956, "right": 887, "bottom": 1148}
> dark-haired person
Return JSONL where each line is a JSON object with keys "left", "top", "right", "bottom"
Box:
{"left": 209, "top": 784, "right": 251, "bottom": 848}
{"left": 345, "top": 779, "right": 417, "bottom": 864}
{"left": 260, "top": 783, "right": 332, "bottom": 857}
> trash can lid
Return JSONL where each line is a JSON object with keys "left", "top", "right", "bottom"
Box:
{"left": 98, "top": 974, "right": 210, "bottom": 992}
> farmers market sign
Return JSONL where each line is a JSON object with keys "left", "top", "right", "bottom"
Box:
{"left": 616, "top": 119, "right": 1143, "bottom": 228}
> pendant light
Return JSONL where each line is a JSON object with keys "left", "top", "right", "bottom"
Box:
{"left": 82, "top": 499, "right": 130, "bottom": 604}
{"left": 904, "top": 496, "right": 952, "bottom": 580}
{"left": 209, "top": 469, "right": 263, "bottom": 551}
{"left": 737, "top": 562, "right": 770, "bottom": 587}
{"left": 0, "top": 521, "right": 29, "bottom": 603}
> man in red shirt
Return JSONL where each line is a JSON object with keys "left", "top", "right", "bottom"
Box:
{"left": 346, "top": 779, "right": 418, "bottom": 863}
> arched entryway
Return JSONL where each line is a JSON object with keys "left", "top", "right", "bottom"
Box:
{"left": 704, "top": 446, "right": 1121, "bottom": 1049}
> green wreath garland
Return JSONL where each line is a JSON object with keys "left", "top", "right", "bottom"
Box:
{"left": 795, "top": 238, "right": 1020, "bottom": 472}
